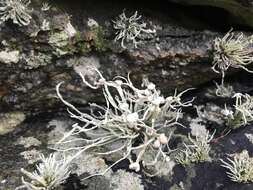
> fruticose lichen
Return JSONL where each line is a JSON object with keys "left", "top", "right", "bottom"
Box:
{"left": 226, "top": 93, "right": 253, "bottom": 129}
{"left": 0, "top": 0, "right": 32, "bottom": 26}
{"left": 175, "top": 129, "right": 214, "bottom": 166}
{"left": 112, "top": 10, "right": 156, "bottom": 48}
{"left": 41, "top": 2, "right": 50, "bottom": 12}
{"left": 212, "top": 30, "right": 253, "bottom": 95}
{"left": 18, "top": 153, "right": 71, "bottom": 190}
{"left": 212, "top": 29, "right": 253, "bottom": 80}
{"left": 221, "top": 150, "right": 253, "bottom": 183}
{"left": 56, "top": 69, "right": 193, "bottom": 176}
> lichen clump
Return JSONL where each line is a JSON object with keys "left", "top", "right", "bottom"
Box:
{"left": 0, "top": 0, "right": 32, "bottom": 26}
{"left": 112, "top": 11, "right": 156, "bottom": 48}
{"left": 175, "top": 131, "right": 214, "bottom": 166}
{"left": 221, "top": 150, "right": 253, "bottom": 183}
{"left": 212, "top": 30, "right": 253, "bottom": 81}
{"left": 56, "top": 69, "right": 193, "bottom": 176}
{"left": 226, "top": 93, "right": 253, "bottom": 129}
{"left": 19, "top": 153, "right": 71, "bottom": 190}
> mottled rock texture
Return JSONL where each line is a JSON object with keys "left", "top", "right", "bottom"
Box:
{"left": 1, "top": 1, "right": 253, "bottom": 190}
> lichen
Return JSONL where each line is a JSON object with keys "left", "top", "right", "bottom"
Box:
{"left": 221, "top": 150, "right": 253, "bottom": 183}
{"left": 112, "top": 10, "right": 156, "bottom": 48}
{"left": 48, "top": 31, "right": 70, "bottom": 56}
{"left": 23, "top": 50, "right": 52, "bottom": 69}
{"left": 225, "top": 93, "right": 253, "bottom": 129}
{"left": 0, "top": 50, "right": 20, "bottom": 64}
{"left": 90, "top": 26, "right": 108, "bottom": 52}
{"left": 0, "top": 0, "right": 32, "bottom": 26}
{"left": 110, "top": 170, "right": 144, "bottom": 190}
{"left": 0, "top": 111, "right": 25, "bottom": 135}
{"left": 56, "top": 69, "right": 193, "bottom": 177}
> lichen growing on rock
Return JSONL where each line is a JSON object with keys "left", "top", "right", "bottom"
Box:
{"left": 56, "top": 69, "right": 193, "bottom": 176}
{"left": 110, "top": 170, "right": 144, "bottom": 190}
{"left": 226, "top": 93, "right": 253, "bottom": 129}
{"left": 0, "top": 111, "right": 25, "bottom": 135}
{"left": 221, "top": 150, "right": 253, "bottom": 183}
{"left": 0, "top": 50, "right": 20, "bottom": 64}
{"left": 112, "top": 10, "right": 156, "bottom": 48}
{"left": 0, "top": 0, "right": 32, "bottom": 26}
{"left": 48, "top": 31, "right": 70, "bottom": 56}
{"left": 19, "top": 153, "right": 71, "bottom": 190}
{"left": 23, "top": 50, "right": 52, "bottom": 69}
{"left": 212, "top": 30, "right": 253, "bottom": 80}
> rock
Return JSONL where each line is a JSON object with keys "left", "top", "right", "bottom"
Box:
{"left": 2, "top": 2, "right": 253, "bottom": 190}
{"left": 167, "top": 0, "right": 253, "bottom": 28}
{"left": 0, "top": 112, "right": 25, "bottom": 135}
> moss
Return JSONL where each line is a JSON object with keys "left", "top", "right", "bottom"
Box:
{"left": 227, "top": 112, "right": 244, "bottom": 129}
{"left": 91, "top": 26, "right": 109, "bottom": 52}
{"left": 47, "top": 26, "right": 108, "bottom": 57}
{"left": 73, "top": 32, "right": 91, "bottom": 53}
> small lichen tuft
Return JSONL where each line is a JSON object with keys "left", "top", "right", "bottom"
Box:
{"left": 212, "top": 29, "right": 253, "bottom": 81}
{"left": 0, "top": 0, "right": 32, "bottom": 26}
{"left": 112, "top": 10, "right": 156, "bottom": 49}
{"left": 221, "top": 150, "right": 253, "bottom": 183}
{"left": 18, "top": 153, "right": 71, "bottom": 190}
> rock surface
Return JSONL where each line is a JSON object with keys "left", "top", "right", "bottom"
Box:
{"left": 167, "top": 0, "right": 253, "bottom": 28}
{"left": 1, "top": 1, "right": 253, "bottom": 190}
{"left": 0, "top": 0, "right": 228, "bottom": 114}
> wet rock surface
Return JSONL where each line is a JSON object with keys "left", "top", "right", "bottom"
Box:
{"left": 1, "top": 0, "right": 253, "bottom": 190}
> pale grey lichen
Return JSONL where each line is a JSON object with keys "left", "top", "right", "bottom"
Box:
{"left": 48, "top": 31, "right": 69, "bottom": 56}
{"left": 64, "top": 22, "right": 76, "bottom": 38}
{"left": 0, "top": 111, "right": 25, "bottom": 135}
{"left": 0, "top": 50, "right": 20, "bottom": 64}
{"left": 56, "top": 69, "right": 193, "bottom": 177}
{"left": 214, "top": 82, "right": 234, "bottom": 98}
{"left": 72, "top": 56, "right": 101, "bottom": 76}
{"left": 212, "top": 30, "right": 253, "bottom": 96}
{"left": 40, "top": 19, "right": 50, "bottom": 31}
{"left": 212, "top": 29, "right": 253, "bottom": 82}
{"left": 226, "top": 93, "right": 253, "bottom": 128}
{"left": 221, "top": 150, "right": 253, "bottom": 183}
{"left": 0, "top": 0, "right": 32, "bottom": 26}
{"left": 16, "top": 136, "right": 42, "bottom": 148}
{"left": 112, "top": 10, "right": 156, "bottom": 48}
{"left": 194, "top": 104, "right": 225, "bottom": 126}
{"left": 47, "top": 20, "right": 76, "bottom": 56}
{"left": 87, "top": 18, "right": 98, "bottom": 28}
{"left": 41, "top": 2, "right": 50, "bottom": 12}
{"left": 110, "top": 170, "right": 144, "bottom": 190}
{"left": 245, "top": 133, "right": 253, "bottom": 144}
{"left": 175, "top": 128, "right": 214, "bottom": 166}
{"left": 19, "top": 153, "right": 71, "bottom": 190}
{"left": 49, "top": 31, "right": 69, "bottom": 48}
{"left": 23, "top": 50, "right": 52, "bottom": 69}
{"left": 20, "top": 149, "right": 42, "bottom": 164}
